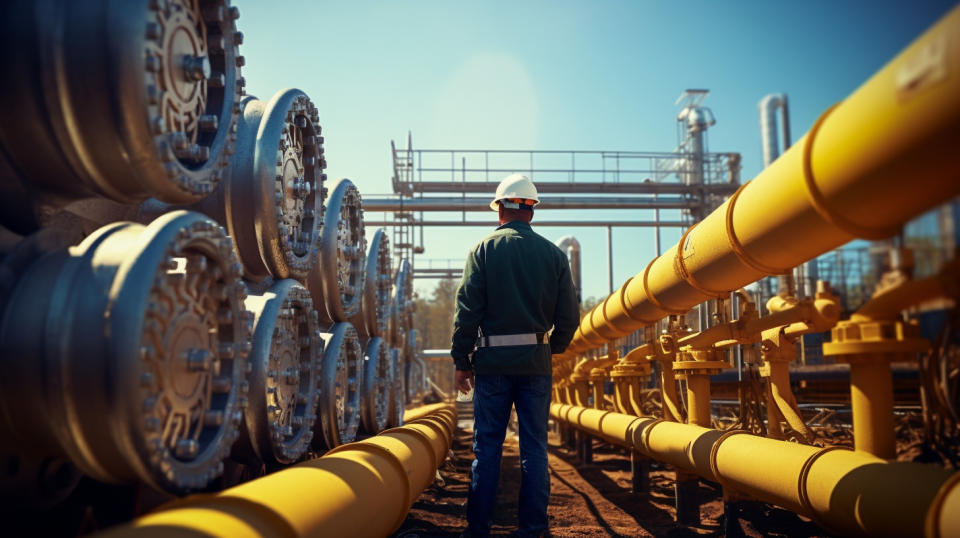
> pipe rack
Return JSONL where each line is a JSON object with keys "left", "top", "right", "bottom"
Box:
{"left": 565, "top": 5, "right": 960, "bottom": 357}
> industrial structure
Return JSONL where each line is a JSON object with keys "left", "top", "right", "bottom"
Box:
{"left": 0, "top": 1, "right": 957, "bottom": 537}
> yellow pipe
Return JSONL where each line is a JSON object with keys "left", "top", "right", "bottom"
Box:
{"left": 849, "top": 357, "right": 896, "bottom": 459}
{"left": 657, "top": 359, "right": 684, "bottom": 423}
{"left": 566, "top": 6, "right": 960, "bottom": 354}
{"left": 927, "top": 472, "right": 960, "bottom": 538}
{"left": 627, "top": 382, "right": 645, "bottom": 417}
{"left": 100, "top": 404, "right": 457, "bottom": 538}
{"left": 767, "top": 361, "right": 808, "bottom": 441}
{"left": 851, "top": 269, "right": 952, "bottom": 323}
{"left": 685, "top": 375, "right": 712, "bottom": 428}
{"left": 551, "top": 403, "right": 956, "bottom": 537}
{"left": 403, "top": 401, "right": 455, "bottom": 424}
{"left": 590, "top": 369, "right": 605, "bottom": 410}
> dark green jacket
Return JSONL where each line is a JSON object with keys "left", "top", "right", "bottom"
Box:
{"left": 451, "top": 220, "right": 579, "bottom": 376}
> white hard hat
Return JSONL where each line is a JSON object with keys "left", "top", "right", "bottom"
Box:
{"left": 490, "top": 173, "right": 539, "bottom": 211}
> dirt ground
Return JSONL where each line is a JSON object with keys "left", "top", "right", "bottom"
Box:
{"left": 393, "top": 417, "right": 831, "bottom": 538}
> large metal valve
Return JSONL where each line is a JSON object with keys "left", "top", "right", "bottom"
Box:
{"left": 359, "top": 337, "right": 391, "bottom": 434}
{"left": 313, "top": 322, "right": 364, "bottom": 449}
{"left": 0, "top": 211, "right": 251, "bottom": 494}
{"left": 308, "top": 178, "right": 366, "bottom": 323}
{"left": 405, "top": 329, "right": 425, "bottom": 402}
{"left": 388, "top": 258, "right": 413, "bottom": 349}
{"left": 348, "top": 228, "right": 392, "bottom": 337}
{"left": 232, "top": 279, "right": 321, "bottom": 466}
{"left": 196, "top": 89, "right": 326, "bottom": 281}
{"left": 0, "top": 0, "right": 245, "bottom": 233}
{"left": 385, "top": 347, "right": 406, "bottom": 428}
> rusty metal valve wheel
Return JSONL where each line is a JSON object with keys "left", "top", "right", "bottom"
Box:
{"left": 308, "top": 178, "right": 366, "bottom": 323}
{"left": 359, "top": 337, "right": 391, "bottom": 435}
{"left": 0, "top": 211, "right": 251, "bottom": 494}
{"left": 348, "top": 228, "right": 391, "bottom": 338}
{"left": 232, "top": 279, "right": 321, "bottom": 466}
{"left": 0, "top": 0, "right": 244, "bottom": 233}
{"left": 313, "top": 322, "right": 363, "bottom": 450}
{"left": 385, "top": 347, "right": 406, "bottom": 428}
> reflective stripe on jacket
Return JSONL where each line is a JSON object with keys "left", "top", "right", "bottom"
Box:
{"left": 451, "top": 220, "right": 579, "bottom": 376}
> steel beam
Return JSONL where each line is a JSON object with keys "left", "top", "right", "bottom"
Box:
{"left": 402, "top": 181, "right": 738, "bottom": 195}
{"left": 365, "top": 220, "right": 686, "bottom": 228}
{"left": 362, "top": 196, "right": 696, "bottom": 211}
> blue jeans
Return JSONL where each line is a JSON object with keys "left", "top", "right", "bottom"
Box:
{"left": 467, "top": 374, "right": 552, "bottom": 537}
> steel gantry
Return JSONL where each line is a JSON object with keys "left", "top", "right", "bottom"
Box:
{"left": 374, "top": 104, "right": 742, "bottom": 277}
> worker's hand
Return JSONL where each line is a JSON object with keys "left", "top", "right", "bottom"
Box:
{"left": 455, "top": 369, "right": 474, "bottom": 394}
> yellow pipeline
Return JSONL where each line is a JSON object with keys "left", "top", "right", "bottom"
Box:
{"left": 570, "top": 6, "right": 960, "bottom": 354}
{"left": 550, "top": 403, "right": 957, "bottom": 537}
{"left": 100, "top": 404, "right": 457, "bottom": 538}
{"left": 403, "top": 401, "right": 456, "bottom": 424}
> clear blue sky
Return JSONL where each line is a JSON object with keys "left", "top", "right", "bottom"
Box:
{"left": 238, "top": 0, "right": 957, "bottom": 302}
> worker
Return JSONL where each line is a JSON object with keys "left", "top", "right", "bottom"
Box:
{"left": 451, "top": 173, "right": 579, "bottom": 537}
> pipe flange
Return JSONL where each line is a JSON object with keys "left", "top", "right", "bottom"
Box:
{"left": 635, "top": 418, "right": 665, "bottom": 456}
{"left": 360, "top": 337, "right": 391, "bottom": 434}
{"left": 0, "top": 211, "right": 252, "bottom": 494}
{"left": 723, "top": 181, "right": 787, "bottom": 276}
{"left": 389, "top": 259, "right": 413, "bottom": 348}
{"left": 313, "top": 322, "right": 364, "bottom": 449}
{"left": 120, "top": 212, "right": 251, "bottom": 493}
{"left": 707, "top": 429, "right": 752, "bottom": 488}
{"left": 235, "top": 279, "right": 321, "bottom": 465}
{"left": 796, "top": 445, "right": 853, "bottom": 516}
{"left": 406, "top": 359, "right": 421, "bottom": 402}
{"left": 386, "top": 347, "right": 406, "bottom": 428}
{"left": 823, "top": 318, "right": 930, "bottom": 359}
{"left": 672, "top": 360, "right": 728, "bottom": 379}
{"left": 800, "top": 102, "right": 900, "bottom": 240}
{"left": 250, "top": 90, "right": 325, "bottom": 280}
{"left": 405, "top": 329, "right": 424, "bottom": 401}
{"left": 143, "top": 0, "right": 244, "bottom": 200}
{"left": 610, "top": 361, "right": 652, "bottom": 378}
{"left": 308, "top": 179, "right": 366, "bottom": 323}
{"left": 0, "top": 0, "right": 244, "bottom": 203}
{"left": 925, "top": 469, "right": 960, "bottom": 538}
{"left": 674, "top": 223, "right": 730, "bottom": 299}
{"left": 349, "top": 228, "right": 391, "bottom": 338}
{"left": 0, "top": 0, "right": 243, "bottom": 233}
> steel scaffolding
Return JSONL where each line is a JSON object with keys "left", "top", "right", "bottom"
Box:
{"left": 382, "top": 135, "right": 741, "bottom": 269}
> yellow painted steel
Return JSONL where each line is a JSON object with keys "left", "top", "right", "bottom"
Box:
{"left": 566, "top": 5, "right": 960, "bottom": 354}
{"left": 403, "top": 401, "right": 456, "bottom": 424}
{"left": 551, "top": 403, "right": 956, "bottom": 537}
{"left": 684, "top": 375, "right": 713, "bottom": 428}
{"left": 848, "top": 358, "right": 896, "bottom": 458}
{"left": 100, "top": 404, "right": 457, "bottom": 538}
{"left": 927, "top": 472, "right": 960, "bottom": 538}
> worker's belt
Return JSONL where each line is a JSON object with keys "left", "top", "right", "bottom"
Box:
{"left": 477, "top": 332, "right": 549, "bottom": 348}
